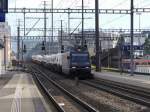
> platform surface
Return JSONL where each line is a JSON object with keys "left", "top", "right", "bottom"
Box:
{"left": 93, "top": 71, "right": 150, "bottom": 89}
{"left": 0, "top": 71, "right": 55, "bottom": 112}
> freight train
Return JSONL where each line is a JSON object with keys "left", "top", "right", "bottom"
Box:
{"left": 32, "top": 48, "right": 92, "bottom": 78}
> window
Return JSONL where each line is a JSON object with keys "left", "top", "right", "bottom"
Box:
{"left": 71, "top": 53, "right": 89, "bottom": 63}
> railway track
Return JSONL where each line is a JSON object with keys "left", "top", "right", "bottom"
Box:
{"left": 81, "top": 79, "right": 150, "bottom": 107}
{"left": 27, "top": 63, "right": 150, "bottom": 110}
{"left": 29, "top": 65, "right": 98, "bottom": 112}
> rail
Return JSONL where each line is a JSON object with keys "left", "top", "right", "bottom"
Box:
{"left": 29, "top": 66, "right": 65, "bottom": 112}
{"left": 29, "top": 64, "right": 98, "bottom": 112}
{"left": 81, "top": 79, "right": 150, "bottom": 107}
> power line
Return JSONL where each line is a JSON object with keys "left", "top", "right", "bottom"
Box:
{"left": 69, "top": 0, "right": 79, "bottom": 8}
{"left": 55, "top": 0, "right": 64, "bottom": 8}
{"left": 134, "top": 0, "right": 150, "bottom": 8}
{"left": 58, "top": 0, "right": 78, "bottom": 19}
{"left": 136, "top": 0, "right": 149, "bottom": 8}
{"left": 57, "top": 0, "right": 73, "bottom": 9}
{"left": 101, "top": 15, "right": 128, "bottom": 27}
{"left": 99, "top": 0, "right": 109, "bottom": 8}
{"left": 142, "top": 2, "right": 150, "bottom": 7}
{"left": 110, "top": 0, "right": 128, "bottom": 9}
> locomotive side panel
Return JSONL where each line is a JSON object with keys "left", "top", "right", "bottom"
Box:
{"left": 62, "top": 52, "right": 70, "bottom": 75}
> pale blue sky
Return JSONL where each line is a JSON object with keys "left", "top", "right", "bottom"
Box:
{"left": 6, "top": 0, "right": 150, "bottom": 36}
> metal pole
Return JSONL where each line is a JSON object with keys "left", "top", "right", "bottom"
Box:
{"left": 61, "top": 20, "right": 63, "bottom": 53}
{"left": 138, "top": 13, "right": 141, "bottom": 31}
{"left": 23, "top": 10, "right": 26, "bottom": 40}
{"left": 49, "top": 0, "right": 53, "bottom": 54}
{"left": 22, "top": 8, "right": 25, "bottom": 65}
{"left": 130, "top": 0, "right": 134, "bottom": 76}
{"left": 82, "top": 0, "right": 84, "bottom": 48}
{"left": 119, "top": 34, "right": 123, "bottom": 74}
{"left": 95, "top": 0, "right": 101, "bottom": 72}
{"left": 22, "top": 41, "right": 24, "bottom": 66}
{"left": 51, "top": 0, "right": 54, "bottom": 54}
{"left": 17, "top": 20, "right": 20, "bottom": 68}
{"left": 44, "top": 1, "right": 47, "bottom": 55}
{"left": 138, "top": 13, "right": 141, "bottom": 45}
{"left": 68, "top": 8, "right": 71, "bottom": 39}
{"left": 108, "top": 38, "right": 110, "bottom": 68}
{"left": 4, "top": 36, "right": 6, "bottom": 71}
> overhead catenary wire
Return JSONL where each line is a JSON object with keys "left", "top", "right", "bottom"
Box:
{"left": 135, "top": 0, "right": 150, "bottom": 8}
{"left": 12, "top": 0, "right": 150, "bottom": 39}
{"left": 56, "top": 0, "right": 76, "bottom": 9}
{"left": 57, "top": 0, "right": 80, "bottom": 32}
{"left": 110, "top": 0, "right": 128, "bottom": 9}
{"left": 55, "top": 0, "right": 62, "bottom": 8}
{"left": 68, "top": 0, "right": 79, "bottom": 8}
{"left": 101, "top": 15, "right": 128, "bottom": 27}
{"left": 141, "top": 2, "right": 150, "bottom": 7}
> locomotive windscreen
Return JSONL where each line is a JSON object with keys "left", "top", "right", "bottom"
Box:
{"left": 71, "top": 53, "right": 89, "bottom": 63}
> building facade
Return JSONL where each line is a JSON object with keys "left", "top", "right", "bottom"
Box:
{"left": 0, "top": 22, "right": 11, "bottom": 69}
{"left": 121, "top": 32, "right": 148, "bottom": 58}
{"left": 58, "top": 30, "right": 120, "bottom": 56}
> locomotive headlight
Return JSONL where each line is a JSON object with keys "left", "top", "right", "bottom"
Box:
{"left": 86, "top": 67, "right": 89, "bottom": 68}
{"left": 72, "top": 67, "right": 76, "bottom": 69}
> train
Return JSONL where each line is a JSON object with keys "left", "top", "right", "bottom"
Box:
{"left": 32, "top": 48, "right": 92, "bottom": 78}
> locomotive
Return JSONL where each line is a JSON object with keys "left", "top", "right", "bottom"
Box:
{"left": 32, "top": 47, "right": 92, "bottom": 78}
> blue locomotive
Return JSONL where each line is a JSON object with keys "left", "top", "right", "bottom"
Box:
{"left": 32, "top": 47, "right": 92, "bottom": 78}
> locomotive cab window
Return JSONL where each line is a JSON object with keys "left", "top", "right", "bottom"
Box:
{"left": 71, "top": 54, "right": 89, "bottom": 63}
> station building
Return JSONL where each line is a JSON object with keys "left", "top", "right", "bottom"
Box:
{"left": 58, "top": 30, "right": 120, "bottom": 56}
{"left": 0, "top": 22, "right": 11, "bottom": 70}
{"left": 121, "top": 32, "right": 147, "bottom": 58}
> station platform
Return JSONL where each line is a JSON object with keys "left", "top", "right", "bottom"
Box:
{"left": 0, "top": 71, "right": 55, "bottom": 112}
{"left": 93, "top": 71, "right": 150, "bottom": 89}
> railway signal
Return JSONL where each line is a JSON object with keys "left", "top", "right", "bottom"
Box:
{"left": 23, "top": 44, "right": 27, "bottom": 53}
{"left": 42, "top": 41, "right": 46, "bottom": 51}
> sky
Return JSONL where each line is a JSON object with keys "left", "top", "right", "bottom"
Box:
{"left": 6, "top": 0, "right": 150, "bottom": 36}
